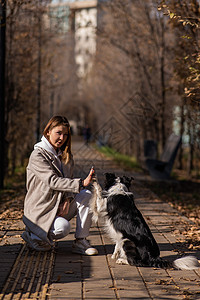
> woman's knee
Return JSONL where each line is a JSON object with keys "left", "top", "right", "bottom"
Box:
{"left": 51, "top": 217, "right": 71, "bottom": 239}
{"left": 75, "top": 189, "right": 92, "bottom": 205}
{"left": 61, "top": 219, "right": 71, "bottom": 237}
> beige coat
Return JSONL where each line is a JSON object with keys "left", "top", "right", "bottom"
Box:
{"left": 23, "top": 147, "right": 80, "bottom": 244}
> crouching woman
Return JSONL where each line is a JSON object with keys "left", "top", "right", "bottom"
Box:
{"left": 21, "top": 115, "right": 98, "bottom": 255}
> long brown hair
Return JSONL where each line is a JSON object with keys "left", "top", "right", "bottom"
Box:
{"left": 43, "top": 116, "right": 72, "bottom": 164}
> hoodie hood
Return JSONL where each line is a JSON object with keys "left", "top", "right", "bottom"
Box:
{"left": 34, "top": 136, "right": 63, "bottom": 171}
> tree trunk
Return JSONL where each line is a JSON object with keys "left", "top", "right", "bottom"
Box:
{"left": 36, "top": 10, "right": 42, "bottom": 142}
{"left": 177, "top": 96, "right": 185, "bottom": 169}
{"left": 187, "top": 110, "right": 194, "bottom": 175}
{"left": 160, "top": 18, "right": 166, "bottom": 151}
{"left": 0, "top": 1, "right": 6, "bottom": 189}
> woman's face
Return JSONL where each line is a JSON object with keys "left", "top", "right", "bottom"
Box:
{"left": 47, "top": 125, "right": 68, "bottom": 150}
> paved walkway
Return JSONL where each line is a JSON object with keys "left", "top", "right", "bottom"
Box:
{"left": 0, "top": 138, "right": 200, "bottom": 299}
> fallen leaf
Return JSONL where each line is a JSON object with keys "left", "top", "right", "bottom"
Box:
{"left": 65, "top": 270, "right": 74, "bottom": 274}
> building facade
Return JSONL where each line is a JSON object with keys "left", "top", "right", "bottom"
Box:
{"left": 47, "top": 0, "right": 98, "bottom": 78}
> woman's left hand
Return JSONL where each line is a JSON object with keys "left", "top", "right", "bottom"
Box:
{"left": 57, "top": 198, "right": 71, "bottom": 216}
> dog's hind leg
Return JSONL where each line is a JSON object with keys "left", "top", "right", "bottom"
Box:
{"left": 122, "top": 239, "right": 139, "bottom": 266}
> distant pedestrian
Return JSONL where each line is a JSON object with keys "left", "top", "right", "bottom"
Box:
{"left": 21, "top": 116, "right": 98, "bottom": 255}
{"left": 83, "top": 124, "right": 91, "bottom": 145}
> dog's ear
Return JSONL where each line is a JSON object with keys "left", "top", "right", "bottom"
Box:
{"left": 104, "top": 173, "right": 116, "bottom": 190}
{"left": 121, "top": 176, "right": 134, "bottom": 189}
{"left": 104, "top": 173, "right": 116, "bottom": 180}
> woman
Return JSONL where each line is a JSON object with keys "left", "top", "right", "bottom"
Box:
{"left": 21, "top": 116, "right": 98, "bottom": 255}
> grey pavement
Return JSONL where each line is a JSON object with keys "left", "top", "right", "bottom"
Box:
{"left": 0, "top": 138, "right": 200, "bottom": 300}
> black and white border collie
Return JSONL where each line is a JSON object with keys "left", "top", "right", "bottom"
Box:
{"left": 91, "top": 173, "right": 200, "bottom": 270}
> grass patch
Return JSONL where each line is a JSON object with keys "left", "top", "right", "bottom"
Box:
{"left": 97, "top": 146, "right": 142, "bottom": 172}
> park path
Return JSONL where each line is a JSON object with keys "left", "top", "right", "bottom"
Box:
{"left": 0, "top": 137, "right": 200, "bottom": 299}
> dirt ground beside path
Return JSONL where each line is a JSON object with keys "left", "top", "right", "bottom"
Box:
{"left": 142, "top": 176, "right": 200, "bottom": 252}
{"left": 0, "top": 171, "right": 25, "bottom": 235}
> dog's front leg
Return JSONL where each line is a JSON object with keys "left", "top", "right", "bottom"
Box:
{"left": 116, "top": 248, "right": 129, "bottom": 265}
{"left": 112, "top": 243, "right": 128, "bottom": 264}
{"left": 116, "top": 258, "right": 129, "bottom": 265}
{"left": 116, "top": 240, "right": 129, "bottom": 265}
{"left": 93, "top": 181, "right": 105, "bottom": 214}
{"left": 111, "top": 243, "right": 120, "bottom": 260}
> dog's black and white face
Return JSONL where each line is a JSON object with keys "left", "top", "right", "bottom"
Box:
{"left": 104, "top": 173, "right": 133, "bottom": 194}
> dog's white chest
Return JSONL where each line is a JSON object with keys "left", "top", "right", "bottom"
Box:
{"left": 105, "top": 219, "right": 123, "bottom": 243}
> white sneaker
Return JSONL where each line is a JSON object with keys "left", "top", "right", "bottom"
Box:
{"left": 72, "top": 238, "right": 98, "bottom": 256}
{"left": 21, "top": 231, "right": 51, "bottom": 251}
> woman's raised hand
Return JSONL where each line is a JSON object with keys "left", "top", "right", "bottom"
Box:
{"left": 83, "top": 167, "right": 95, "bottom": 187}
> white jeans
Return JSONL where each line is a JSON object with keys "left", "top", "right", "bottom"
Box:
{"left": 49, "top": 189, "right": 92, "bottom": 240}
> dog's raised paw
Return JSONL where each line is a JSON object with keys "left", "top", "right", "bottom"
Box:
{"left": 116, "top": 258, "right": 129, "bottom": 265}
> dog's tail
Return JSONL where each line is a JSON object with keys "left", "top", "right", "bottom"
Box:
{"left": 150, "top": 256, "right": 200, "bottom": 270}
{"left": 123, "top": 240, "right": 200, "bottom": 270}
{"left": 173, "top": 256, "right": 200, "bottom": 270}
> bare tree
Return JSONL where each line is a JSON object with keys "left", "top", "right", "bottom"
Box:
{"left": 160, "top": 0, "right": 200, "bottom": 175}
{"left": 0, "top": 0, "right": 6, "bottom": 188}
{"left": 4, "top": 0, "right": 53, "bottom": 176}
{"left": 3, "top": 0, "right": 80, "bottom": 180}
{"left": 83, "top": 0, "right": 177, "bottom": 159}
